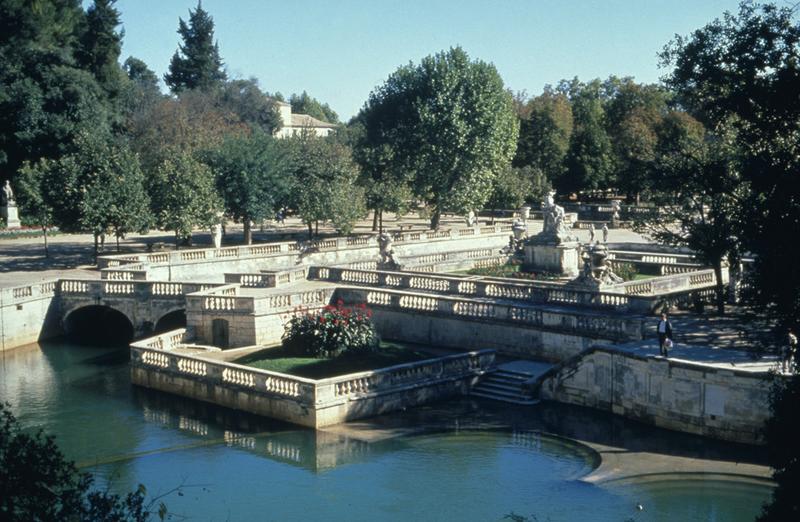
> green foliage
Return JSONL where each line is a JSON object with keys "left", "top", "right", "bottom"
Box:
{"left": 218, "top": 78, "right": 282, "bottom": 134}
{"left": 514, "top": 89, "right": 573, "bottom": 189}
{"left": 204, "top": 132, "right": 290, "bottom": 244}
{"left": 282, "top": 301, "right": 379, "bottom": 358}
{"left": 0, "top": 402, "right": 160, "bottom": 521}
{"left": 285, "top": 135, "right": 366, "bottom": 236}
{"left": 360, "top": 47, "right": 519, "bottom": 228}
{"left": 289, "top": 91, "right": 339, "bottom": 123}
{"left": 164, "top": 1, "right": 226, "bottom": 93}
{"left": 759, "top": 369, "right": 800, "bottom": 521}
{"left": 486, "top": 166, "right": 532, "bottom": 211}
{"left": 563, "top": 80, "right": 615, "bottom": 194}
{"left": 77, "top": 0, "right": 125, "bottom": 101}
{"left": 122, "top": 56, "right": 163, "bottom": 117}
{"left": 611, "top": 262, "right": 638, "bottom": 282}
{"left": 151, "top": 150, "right": 222, "bottom": 245}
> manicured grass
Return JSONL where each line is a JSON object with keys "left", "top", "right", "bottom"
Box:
{"left": 233, "top": 341, "right": 436, "bottom": 379}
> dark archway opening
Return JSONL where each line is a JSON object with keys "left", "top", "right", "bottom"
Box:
{"left": 154, "top": 309, "right": 187, "bottom": 334}
{"left": 64, "top": 306, "right": 134, "bottom": 346}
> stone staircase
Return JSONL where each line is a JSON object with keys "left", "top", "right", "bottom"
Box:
{"left": 470, "top": 368, "right": 539, "bottom": 405}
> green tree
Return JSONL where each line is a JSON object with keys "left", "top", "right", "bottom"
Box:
{"left": 289, "top": 91, "right": 339, "bottom": 123}
{"left": 204, "top": 132, "right": 291, "bottom": 244}
{"left": 218, "top": 78, "right": 282, "bottom": 134}
{"left": 78, "top": 144, "right": 151, "bottom": 252}
{"left": 151, "top": 150, "right": 222, "bottom": 247}
{"left": 122, "top": 56, "right": 163, "bottom": 117}
{"left": 635, "top": 113, "right": 745, "bottom": 314}
{"left": 514, "top": 89, "right": 573, "bottom": 191}
{"left": 660, "top": 3, "right": 800, "bottom": 518}
{"left": 15, "top": 159, "right": 57, "bottom": 256}
{"left": 286, "top": 135, "right": 365, "bottom": 237}
{"left": 485, "top": 166, "right": 532, "bottom": 223}
{"left": 0, "top": 403, "right": 164, "bottom": 521}
{"left": 0, "top": 0, "right": 113, "bottom": 180}
{"left": 164, "top": 1, "right": 226, "bottom": 93}
{"left": 361, "top": 47, "right": 518, "bottom": 229}
{"left": 563, "top": 80, "right": 615, "bottom": 195}
{"left": 603, "top": 78, "right": 670, "bottom": 202}
{"left": 77, "top": 0, "right": 124, "bottom": 101}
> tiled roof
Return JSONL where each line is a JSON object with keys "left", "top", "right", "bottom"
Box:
{"left": 289, "top": 113, "right": 338, "bottom": 128}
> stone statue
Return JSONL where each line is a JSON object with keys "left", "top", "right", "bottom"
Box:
{"left": 378, "top": 232, "right": 401, "bottom": 269}
{"left": 611, "top": 200, "right": 621, "bottom": 227}
{"left": 211, "top": 223, "right": 222, "bottom": 249}
{"left": 571, "top": 243, "right": 623, "bottom": 288}
{"left": 1, "top": 180, "right": 15, "bottom": 206}
{"left": 539, "top": 190, "right": 577, "bottom": 243}
{"left": 465, "top": 210, "right": 477, "bottom": 227}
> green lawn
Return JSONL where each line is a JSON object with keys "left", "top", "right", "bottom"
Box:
{"left": 233, "top": 341, "right": 436, "bottom": 379}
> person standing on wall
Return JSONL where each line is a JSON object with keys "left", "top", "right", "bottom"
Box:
{"left": 657, "top": 312, "right": 673, "bottom": 356}
{"left": 602, "top": 223, "right": 609, "bottom": 243}
{"left": 588, "top": 223, "right": 595, "bottom": 243}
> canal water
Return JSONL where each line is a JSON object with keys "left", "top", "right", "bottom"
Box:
{"left": 1, "top": 341, "right": 773, "bottom": 522}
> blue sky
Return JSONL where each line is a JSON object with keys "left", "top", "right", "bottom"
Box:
{"left": 114, "top": 0, "right": 743, "bottom": 120}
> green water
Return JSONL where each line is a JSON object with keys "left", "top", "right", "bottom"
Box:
{"left": 0, "top": 341, "right": 772, "bottom": 521}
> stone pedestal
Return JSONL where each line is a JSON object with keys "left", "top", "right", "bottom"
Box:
{"left": 524, "top": 241, "right": 580, "bottom": 277}
{"left": 1, "top": 204, "right": 21, "bottom": 229}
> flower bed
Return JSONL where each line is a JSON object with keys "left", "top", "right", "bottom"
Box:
{"left": 282, "top": 300, "right": 379, "bottom": 358}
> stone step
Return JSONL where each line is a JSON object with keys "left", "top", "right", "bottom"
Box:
{"left": 475, "top": 381, "right": 522, "bottom": 394}
{"left": 490, "top": 371, "right": 530, "bottom": 383}
{"left": 470, "top": 390, "right": 539, "bottom": 406}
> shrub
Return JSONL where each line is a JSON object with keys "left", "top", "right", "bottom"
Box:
{"left": 613, "top": 262, "right": 639, "bottom": 281}
{"left": 282, "top": 300, "right": 379, "bottom": 358}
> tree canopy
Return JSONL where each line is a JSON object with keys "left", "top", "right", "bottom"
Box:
{"left": 164, "top": 1, "right": 226, "bottom": 93}
{"left": 360, "top": 46, "right": 518, "bottom": 228}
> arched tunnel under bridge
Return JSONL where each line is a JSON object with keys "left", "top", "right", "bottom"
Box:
{"left": 63, "top": 305, "right": 135, "bottom": 346}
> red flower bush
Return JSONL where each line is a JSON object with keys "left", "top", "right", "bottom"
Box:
{"left": 282, "top": 301, "right": 379, "bottom": 358}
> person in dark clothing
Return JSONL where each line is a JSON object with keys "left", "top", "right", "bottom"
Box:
{"left": 657, "top": 312, "right": 673, "bottom": 356}
{"left": 783, "top": 328, "right": 798, "bottom": 373}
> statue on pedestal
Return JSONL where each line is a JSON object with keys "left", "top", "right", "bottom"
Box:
{"left": 2, "top": 180, "right": 15, "bottom": 206}
{"left": 611, "top": 200, "right": 621, "bottom": 228}
{"left": 378, "top": 232, "right": 401, "bottom": 270}
{"left": 571, "top": 243, "right": 623, "bottom": 288}
{"left": 534, "top": 190, "right": 578, "bottom": 244}
{"left": 1, "top": 180, "right": 21, "bottom": 229}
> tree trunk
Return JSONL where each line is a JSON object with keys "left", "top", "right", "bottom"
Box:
{"left": 307, "top": 222, "right": 313, "bottom": 239}
{"left": 713, "top": 260, "right": 726, "bottom": 315}
{"left": 244, "top": 219, "right": 252, "bottom": 245}
{"left": 93, "top": 233, "right": 99, "bottom": 260}
{"left": 491, "top": 207, "right": 496, "bottom": 225}
{"left": 115, "top": 233, "right": 120, "bottom": 252}
{"left": 430, "top": 208, "right": 441, "bottom": 230}
{"left": 175, "top": 230, "right": 180, "bottom": 250}
{"left": 372, "top": 210, "right": 379, "bottom": 232}
{"left": 315, "top": 221, "right": 319, "bottom": 236}
{"left": 379, "top": 210, "right": 383, "bottom": 234}
{"left": 42, "top": 226, "right": 49, "bottom": 258}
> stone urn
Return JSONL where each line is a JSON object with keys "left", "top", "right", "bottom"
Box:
{"left": 520, "top": 205, "right": 531, "bottom": 220}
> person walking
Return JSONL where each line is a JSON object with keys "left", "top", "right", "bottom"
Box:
{"left": 783, "top": 328, "right": 798, "bottom": 373}
{"left": 657, "top": 312, "right": 673, "bottom": 356}
{"left": 588, "top": 223, "right": 595, "bottom": 243}
{"left": 602, "top": 223, "right": 609, "bottom": 243}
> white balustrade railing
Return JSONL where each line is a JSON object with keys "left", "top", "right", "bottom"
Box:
{"left": 1, "top": 280, "right": 58, "bottom": 304}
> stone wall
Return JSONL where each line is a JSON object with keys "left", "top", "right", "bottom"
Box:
{"left": 0, "top": 281, "right": 61, "bottom": 351}
{"left": 130, "top": 331, "right": 494, "bottom": 428}
{"left": 538, "top": 346, "right": 772, "bottom": 444}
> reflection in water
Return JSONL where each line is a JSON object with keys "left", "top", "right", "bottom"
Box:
{"left": 1, "top": 340, "right": 772, "bottom": 522}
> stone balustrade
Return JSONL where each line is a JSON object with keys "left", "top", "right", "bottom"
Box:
{"left": 224, "top": 267, "right": 307, "bottom": 288}
{"left": 336, "top": 286, "right": 642, "bottom": 342}
{"left": 0, "top": 280, "right": 57, "bottom": 304}
{"left": 308, "top": 266, "right": 640, "bottom": 313}
{"left": 130, "top": 328, "right": 494, "bottom": 427}
{"left": 98, "top": 224, "right": 513, "bottom": 271}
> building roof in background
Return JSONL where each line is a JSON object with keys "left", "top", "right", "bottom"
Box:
{"left": 290, "top": 113, "right": 338, "bottom": 128}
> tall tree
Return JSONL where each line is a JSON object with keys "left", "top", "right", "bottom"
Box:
{"left": 289, "top": 91, "right": 339, "bottom": 123}
{"left": 150, "top": 150, "right": 221, "bottom": 247}
{"left": 286, "top": 135, "right": 365, "bottom": 237}
{"left": 218, "top": 78, "right": 282, "bottom": 134}
{"left": 0, "top": 0, "right": 112, "bottom": 181}
{"left": 164, "top": 1, "right": 226, "bottom": 93}
{"left": 204, "top": 132, "right": 291, "bottom": 244}
{"left": 514, "top": 88, "right": 573, "bottom": 192}
{"left": 563, "top": 81, "right": 615, "bottom": 194}
{"left": 361, "top": 47, "right": 518, "bottom": 229}
{"left": 77, "top": 0, "right": 124, "bottom": 100}
{"left": 660, "top": 3, "right": 800, "bottom": 519}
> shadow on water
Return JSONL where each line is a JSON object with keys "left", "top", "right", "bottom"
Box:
{"left": 63, "top": 306, "right": 134, "bottom": 346}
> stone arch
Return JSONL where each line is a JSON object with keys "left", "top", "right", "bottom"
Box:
{"left": 154, "top": 308, "right": 187, "bottom": 334}
{"left": 63, "top": 305, "right": 135, "bottom": 346}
